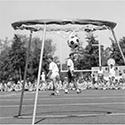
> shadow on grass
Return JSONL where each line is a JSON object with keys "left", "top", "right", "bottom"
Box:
{"left": 13, "top": 110, "right": 112, "bottom": 124}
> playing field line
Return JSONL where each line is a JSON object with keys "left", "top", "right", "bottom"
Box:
{"left": 0, "top": 92, "right": 21, "bottom": 97}
{"left": 0, "top": 102, "right": 125, "bottom": 108}
{"left": 0, "top": 95, "right": 125, "bottom": 101}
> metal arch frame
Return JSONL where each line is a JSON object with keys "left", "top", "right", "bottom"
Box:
{"left": 11, "top": 19, "right": 125, "bottom": 125}
{"left": 12, "top": 19, "right": 117, "bottom": 30}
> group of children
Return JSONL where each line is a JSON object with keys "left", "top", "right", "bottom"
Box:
{"left": 1, "top": 54, "right": 125, "bottom": 93}
{"left": 46, "top": 54, "right": 125, "bottom": 95}
{"left": 1, "top": 74, "right": 125, "bottom": 92}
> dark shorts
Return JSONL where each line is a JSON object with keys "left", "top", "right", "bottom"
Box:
{"left": 98, "top": 74, "right": 103, "bottom": 81}
{"left": 67, "top": 70, "right": 74, "bottom": 83}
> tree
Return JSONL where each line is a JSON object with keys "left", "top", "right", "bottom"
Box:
{"left": 73, "top": 32, "right": 99, "bottom": 70}
{"left": 0, "top": 47, "right": 11, "bottom": 82}
{"left": 0, "top": 34, "right": 58, "bottom": 83}
{"left": 110, "top": 37, "right": 125, "bottom": 65}
{"left": 30, "top": 38, "right": 57, "bottom": 80}
{"left": 8, "top": 35, "right": 26, "bottom": 83}
{"left": 102, "top": 47, "right": 112, "bottom": 66}
{"left": 0, "top": 37, "right": 11, "bottom": 53}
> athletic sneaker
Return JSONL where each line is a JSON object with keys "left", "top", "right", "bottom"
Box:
{"left": 76, "top": 89, "right": 81, "bottom": 94}
{"left": 65, "top": 89, "right": 69, "bottom": 94}
{"left": 50, "top": 92, "right": 55, "bottom": 95}
{"left": 50, "top": 92, "right": 60, "bottom": 96}
{"left": 55, "top": 90, "right": 60, "bottom": 95}
{"left": 72, "top": 88, "right": 76, "bottom": 90}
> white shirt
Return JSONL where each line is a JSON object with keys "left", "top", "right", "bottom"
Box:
{"left": 67, "top": 58, "right": 74, "bottom": 71}
{"left": 49, "top": 61, "right": 59, "bottom": 73}
{"left": 109, "top": 67, "right": 115, "bottom": 77}
{"left": 98, "top": 69, "right": 103, "bottom": 75}
{"left": 41, "top": 72, "right": 45, "bottom": 81}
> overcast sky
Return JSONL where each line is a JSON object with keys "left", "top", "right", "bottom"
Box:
{"left": 0, "top": 0, "right": 125, "bottom": 62}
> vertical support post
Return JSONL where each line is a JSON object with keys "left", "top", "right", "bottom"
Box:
{"left": 32, "top": 24, "right": 46, "bottom": 125}
{"left": 110, "top": 28, "right": 125, "bottom": 64}
{"left": 60, "top": 36, "right": 62, "bottom": 72}
{"left": 99, "top": 41, "right": 101, "bottom": 67}
{"left": 18, "top": 30, "right": 33, "bottom": 116}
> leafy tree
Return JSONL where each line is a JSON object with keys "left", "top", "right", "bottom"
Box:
{"left": 110, "top": 37, "right": 125, "bottom": 65}
{"left": 8, "top": 35, "right": 26, "bottom": 83}
{"left": 102, "top": 47, "right": 112, "bottom": 66}
{"left": 0, "top": 47, "right": 11, "bottom": 82}
{"left": 74, "top": 32, "right": 99, "bottom": 70}
{"left": 0, "top": 34, "right": 58, "bottom": 83}
{"left": 30, "top": 38, "right": 57, "bottom": 80}
{"left": 0, "top": 37, "right": 11, "bottom": 52}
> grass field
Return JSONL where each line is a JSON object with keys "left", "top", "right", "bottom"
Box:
{"left": 0, "top": 90, "right": 125, "bottom": 124}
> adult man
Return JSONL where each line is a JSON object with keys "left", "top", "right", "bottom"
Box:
{"left": 47, "top": 56, "right": 60, "bottom": 95}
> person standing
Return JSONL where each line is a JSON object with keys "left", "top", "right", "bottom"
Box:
{"left": 65, "top": 53, "right": 80, "bottom": 93}
{"left": 98, "top": 66, "right": 104, "bottom": 82}
{"left": 109, "top": 64, "right": 115, "bottom": 79}
{"left": 47, "top": 56, "right": 60, "bottom": 95}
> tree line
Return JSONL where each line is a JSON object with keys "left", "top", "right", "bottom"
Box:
{"left": 0, "top": 34, "right": 57, "bottom": 83}
{"left": 0, "top": 33, "right": 125, "bottom": 83}
{"left": 72, "top": 33, "right": 125, "bottom": 70}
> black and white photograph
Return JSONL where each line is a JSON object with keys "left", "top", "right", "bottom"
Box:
{"left": 0, "top": 0, "right": 125, "bottom": 124}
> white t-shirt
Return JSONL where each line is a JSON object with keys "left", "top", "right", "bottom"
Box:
{"left": 67, "top": 58, "right": 74, "bottom": 71}
{"left": 109, "top": 67, "right": 115, "bottom": 77}
{"left": 49, "top": 61, "right": 59, "bottom": 73}
{"left": 98, "top": 69, "right": 103, "bottom": 75}
{"left": 41, "top": 72, "right": 45, "bottom": 81}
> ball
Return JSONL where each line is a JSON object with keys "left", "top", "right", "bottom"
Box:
{"left": 67, "top": 35, "right": 79, "bottom": 49}
{"left": 107, "top": 58, "right": 115, "bottom": 66}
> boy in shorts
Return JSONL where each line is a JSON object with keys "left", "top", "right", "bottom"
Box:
{"left": 47, "top": 56, "right": 60, "bottom": 95}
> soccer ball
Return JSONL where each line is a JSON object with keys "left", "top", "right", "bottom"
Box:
{"left": 67, "top": 35, "right": 79, "bottom": 49}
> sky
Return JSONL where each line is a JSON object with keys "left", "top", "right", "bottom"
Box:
{"left": 0, "top": 0, "right": 125, "bottom": 63}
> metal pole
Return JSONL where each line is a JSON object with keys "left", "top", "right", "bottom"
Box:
{"left": 18, "top": 30, "right": 33, "bottom": 116}
{"left": 99, "top": 41, "right": 101, "bottom": 67}
{"left": 32, "top": 24, "right": 46, "bottom": 125}
{"left": 60, "top": 37, "right": 62, "bottom": 72}
{"left": 110, "top": 29, "right": 125, "bottom": 64}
